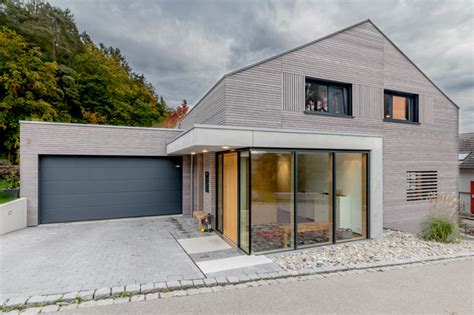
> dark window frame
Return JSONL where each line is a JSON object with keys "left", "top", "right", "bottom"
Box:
{"left": 216, "top": 147, "right": 370, "bottom": 255}
{"left": 384, "top": 89, "right": 419, "bottom": 124}
{"left": 304, "top": 77, "right": 353, "bottom": 117}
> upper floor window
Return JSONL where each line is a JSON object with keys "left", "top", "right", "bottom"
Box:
{"left": 384, "top": 90, "right": 419, "bottom": 123}
{"left": 305, "top": 78, "right": 352, "bottom": 116}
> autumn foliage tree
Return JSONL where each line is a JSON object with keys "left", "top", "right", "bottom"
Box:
{"left": 0, "top": 0, "right": 170, "bottom": 162}
{"left": 163, "top": 100, "right": 189, "bottom": 128}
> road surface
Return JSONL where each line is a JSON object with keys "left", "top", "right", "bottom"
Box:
{"left": 62, "top": 258, "right": 474, "bottom": 314}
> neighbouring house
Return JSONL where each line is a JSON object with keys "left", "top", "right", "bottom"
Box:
{"left": 459, "top": 133, "right": 474, "bottom": 214}
{"left": 20, "top": 19, "right": 459, "bottom": 254}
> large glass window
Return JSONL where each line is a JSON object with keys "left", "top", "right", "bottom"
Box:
{"left": 251, "top": 150, "right": 294, "bottom": 253}
{"left": 335, "top": 153, "right": 367, "bottom": 242}
{"left": 296, "top": 152, "right": 333, "bottom": 247}
{"left": 305, "top": 78, "right": 351, "bottom": 116}
{"left": 239, "top": 151, "right": 250, "bottom": 253}
{"left": 384, "top": 90, "right": 418, "bottom": 122}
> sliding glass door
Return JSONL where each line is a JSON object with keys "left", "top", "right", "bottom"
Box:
{"left": 335, "top": 153, "right": 367, "bottom": 242}
{"left": 217, "top": 149, "right": 368, "bottom": 254}
{"left": 296, "top": 152, "right": 333, "bottom": 248}
{"left": 250, "top": 150, "right": 294, "bottom": 253}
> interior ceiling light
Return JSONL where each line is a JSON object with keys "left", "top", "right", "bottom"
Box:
{"left": 222, "top": 146, "right": 230, "bottom": 149}
{"left": 202, "top": 149, "right": 208, "bottom": 153}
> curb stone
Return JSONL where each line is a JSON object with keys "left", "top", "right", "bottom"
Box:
{"left": 1, "top": 254, "right": 471, "bottom": 313}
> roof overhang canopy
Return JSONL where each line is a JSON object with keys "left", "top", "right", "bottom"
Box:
{"left": 166, "top": 124, "right": 383, "bottom": 155}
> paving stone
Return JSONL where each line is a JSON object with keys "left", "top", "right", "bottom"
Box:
{"left": 125, "top": 284, "right": 140, "bottom": 294}
{"left": 96, "top": 299, "right": 114, "bottom": 306}
{"left": 4, "top": 310, "right": 20, "bottom": 315}
{"left": 5, "top": 297, "right": 28, "bottom": 307}
{"left": 235, "top": 283, "right": 247, "bottom": 289}
{"left": 203, "top": 278, "right": 217, "bottom": 286}
{"left": 61, "top": 292, "right": 79, "bottom": 303}
{"left": 94, "top": 287, "right": 111, "bottom": 300}
{"left": 154, "top": 282, "right": 167, "bottom": 291}
{"left": 0, "top": 298, "right": 6, "bottom": 306}
{"left": 186, "top": 288, "right": 199, "bottom": 295}
{"left": 166, "top": 281, "right": 181, "bottom": 290}
{"left": 180, "top": 280, "right": 193, "bottom": 288}
{"left": 140, "top": 283, "right": 155, "bottom": 294}
{"left": 211, "top": 286, "right": 224, "bottom": 292}
{"left": 160, "top": 292, "right": 173, "bottom": 299}
{"left": 171, "top": 290, "right": 187, "bottom": 297}
{"left": 192, "top": 279, "right": 204, "bottom": 286}
{"left": 145, "top": 293, "right": 159, "bottom": 301}
{"left": 78, "top": 300, "right": 98, "bottom": 308}
{"left": 224, "top": 284, "right": 236, "bottom": 290}
{"left": 248, "top": 274, "right": 260, "bottom": 281}
{"left": 26, "top": 295, "right": 45, "bottom": 306}
{"left": 60, "top": 303, "right": 79, "bottom": 311}
{"left": 42, "top": 294, "right": 63, "bottom": 304}
{"left": 41, "top": 305, "right": 60, "bottom": 313}
{"left": 113, "top": 297, "right": 130, "bottom": 304}
{"left": 130, "top": 295, "right": 145, "bottom": 302}
{"left": 21, "top": 307, "right": 43, "bottom": 314}
{"left": 197, "top": 287, "right": 212, "bottom": 294}
{"left": 226, "top": 276, "right": 240, "bottom": 284}
{"left": 216, "top": 277, "right": 228, "bottom": 285}
{"left": 77, "top": 290, "right": 94, "bottom": 301}
{"left": 237, "top": 275, "right": 250, "bottom": 282}
{"left": 111, "top": 286, "right": 125, "bottom": 296}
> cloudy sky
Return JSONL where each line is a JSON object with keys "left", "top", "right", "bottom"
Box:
{"left": 51, "top": 0, "right": 473, "bottom": 132}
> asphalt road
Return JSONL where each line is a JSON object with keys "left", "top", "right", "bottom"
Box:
{"left": 62, "top": 258, "right": 474, "bottom": 314}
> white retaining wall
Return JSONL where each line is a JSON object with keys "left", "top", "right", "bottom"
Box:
{"left": 0, "top": 198, "right": 27, "bottom": 235}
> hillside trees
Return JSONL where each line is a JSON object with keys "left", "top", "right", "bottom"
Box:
{"left": 0, "top": 0, "right": 171, "bottom": 162}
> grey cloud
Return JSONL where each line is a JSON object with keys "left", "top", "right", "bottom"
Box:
{"left": 51, "top": 0, "right": 473, "bottom": 132}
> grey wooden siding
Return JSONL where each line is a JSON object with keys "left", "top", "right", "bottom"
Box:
{"left": 179, "top": 80, "right": 226, "bottom": 129}
{"left": 283, "top": 72, "right": 304, "bottom": 112}
{"left": 20, "top": 121, "right": 183, "bottom": 226}
{"left": 183, "top": 21, "right": 458, "bottom": 233}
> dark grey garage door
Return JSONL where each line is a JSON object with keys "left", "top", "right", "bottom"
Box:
{"left": 39, "top": 156, "right": 182, "bottom": 224}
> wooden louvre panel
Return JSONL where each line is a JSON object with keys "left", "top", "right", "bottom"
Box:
{"left": 406, "top": 171, "right": 438, "bottom": 201}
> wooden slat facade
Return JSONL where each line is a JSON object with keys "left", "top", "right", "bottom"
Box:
{"left": 180, "top": 21, "right": 458, "bottom": 233}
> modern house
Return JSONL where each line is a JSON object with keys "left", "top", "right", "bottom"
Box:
{"left": 459, "top": 133, "right": 473, "bottom": 214}
{"left": 20, "top": 19, "right": 459, "bottom": 254}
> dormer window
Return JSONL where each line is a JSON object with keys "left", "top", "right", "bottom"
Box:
{"left": 305, "top": 78, "right": 352, "bottom": 117}
{"left": 384, "top": 90, "right": 419, "bottom": 123}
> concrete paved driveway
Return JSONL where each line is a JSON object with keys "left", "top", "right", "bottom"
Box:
{"left": 0, "top": 216, "right": 204, "bottom": 299}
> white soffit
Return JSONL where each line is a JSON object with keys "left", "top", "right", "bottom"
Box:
{"left": 166, "top": 124, "right": 383, "bottom": 155}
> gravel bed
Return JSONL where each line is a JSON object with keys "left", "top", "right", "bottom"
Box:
{"left": 271, "top": 230, "right": 474, "bottom": 270}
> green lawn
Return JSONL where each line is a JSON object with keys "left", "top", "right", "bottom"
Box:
{"left": 0, "top": 181, "right": 18, "bottom": 204}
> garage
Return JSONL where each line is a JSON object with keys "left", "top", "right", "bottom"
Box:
{"left": 39, "top": 155, "right": 182, "bottom": 224}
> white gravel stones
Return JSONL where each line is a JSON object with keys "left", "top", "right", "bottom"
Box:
{"left": 272, "top": 230, "right": 474, "bottom": 271}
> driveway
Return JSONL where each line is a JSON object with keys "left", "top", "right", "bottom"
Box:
{"left": 0, "top": 216, "right": 204, "bottom": 299}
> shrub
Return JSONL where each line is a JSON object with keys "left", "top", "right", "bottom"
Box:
{"left": 421, "top": 193, "right": 460, "bottom": 243}
{"left": 422, "top": 216, "right": 460, "bottom": 243}
{"left": 4, "top": 171, "right": 19, "bottom": 188}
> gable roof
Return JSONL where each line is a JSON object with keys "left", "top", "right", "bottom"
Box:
{"left": 460, "top": 133, "right": 474, "bottom": 169}
{"left": 183, "top": 19, "right": 458, "bottom": 119}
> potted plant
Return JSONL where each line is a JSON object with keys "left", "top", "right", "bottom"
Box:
{"left": 3, "top": 172, "right": 20, "bottom": 198}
